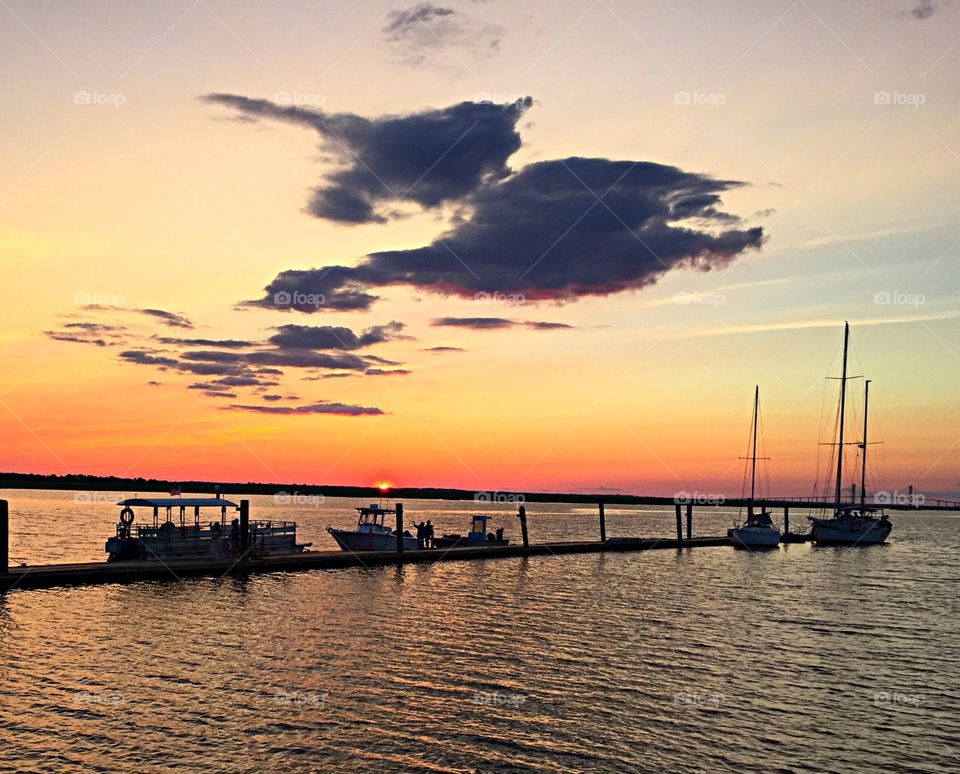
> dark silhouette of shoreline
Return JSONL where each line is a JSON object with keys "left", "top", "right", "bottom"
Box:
{"left": 0, "top": 471, "right": 657, "bottom": 505}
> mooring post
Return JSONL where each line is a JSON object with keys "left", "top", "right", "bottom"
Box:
{"left": 598, "top": 502, "right": 606, "bottom": 543}
{"left": 747, "top": 503, "right": 754, "bottom": 521}
{"left": 685, "top": 504, "right": 693, "bottom": 541}
{"left": 675, "top": 503, "right": 683, "bottom": 545}
{"left": 239, "top": 499, "right": 250, "bottom": 553}
{"left": 784, "top": 507, "right": 790, "bottom": 534}
{"left": 395, "top": 502, "right": 404, "bottom": 553}
{"left": 0, "top": 499, "right": 8, "bottom": 573}
{"left": 518, "top": 505, "right": 529, "bottom": 548}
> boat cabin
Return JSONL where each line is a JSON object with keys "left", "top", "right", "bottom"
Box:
{"left": 468, "top": 514, "right": 491, "bottom": 543}
{"left": 355, "top": 504, "right": 395, "bottom": 533}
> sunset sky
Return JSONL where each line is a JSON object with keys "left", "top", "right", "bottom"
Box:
{"left": 1, "top": 0, "right": 958, "bottom": 497}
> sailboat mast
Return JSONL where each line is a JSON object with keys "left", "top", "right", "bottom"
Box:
{"left": 834, "top": 322, "right": 850, "bottom": 507}
{"left": 750, "top": 385, "right": 759, "bottom": 502}
{"left": 860, "top": 379, "right": 871, "bottom": 507}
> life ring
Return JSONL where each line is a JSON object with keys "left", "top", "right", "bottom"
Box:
{"left": 119, "top": 507, "right": 135, "bottom": 526}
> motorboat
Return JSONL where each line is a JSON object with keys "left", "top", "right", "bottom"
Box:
{"left": 105, "top": 496, "right": 308, "bottom": 561}
{"left": 327, "top": 504, "right": 418, "bottom": 552}
{"left": 433, "top": 514, "right": 509, "bottom": 549}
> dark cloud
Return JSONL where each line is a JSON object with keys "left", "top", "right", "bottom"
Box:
{"left": 147, "top": 380, "right": 162, "bottom": 386}
{"left": 908, "top": 0, "right": 948, "bottom": 19}
{"left": 430, "top": 317, "right": 573, "bottom": 330}
{"left": 432, "top": 316, "right": 513, "bottom": 329}
{"left": 226, "top": 401, "right": 384, "bottom": 416}
{"left": 187, "top": 384, "right": 238, "bottom": 398}
{"left": 203, "top": 94, "right": 530, "bottom": 225}
{"left": 63, "top": 322, "right": 122, "bottom": 332}
{"left": 181, "top": 349, "right": 370, "bottom": 371}
{"left": 422, "top": 345, "right": 466, "bottom": 352}
{"left": 525, "top": 321, "right": 573, "bottom": 330}
{"left": 46, "top": 332, "right": 107, "bottom": 347}
{"left": 267, "top": 321, "right": 405, "bottom": 350}
{"left": 156, "top": 337, "right": 253, "bottom": 348}
{"left": 45, "top": 321, "right": 128, "bottom": 347}
{"left": 249, "top": 158, "right": 763, "bottom": 311}
{"left": 365, "top": 368, "right": 412, "bottom": 376}
{"left": 383, "top": 3, "right": 504, "bottom": 67}
{"left": 119, "top": 350, "right": 179, "bottom": 369}
{"left": 139, "top": 309, "right": 193, "bottom": 329}
{"left": 192, "top": 375, "right": 279, "bottom": 389}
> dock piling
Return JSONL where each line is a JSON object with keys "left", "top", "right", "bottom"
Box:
{"left": 675, "top": 504, "right": 683, "bottom": 544}
{"left": 599, "top": 502, "right": 606, "bottom": 543}
{"left": 685, "top": 504, "right": 693, "bottom": 541}
{"left": 396, "top": 503, "right": 404, "bottom": 553}
{"left": 1, "top": 499, "right": 8, "bottom": 573}
{"left": 518, "top": 505, "right": 529, "bottom": 548}
{"left": 784, "top": 507, "right": 789, "bottom": 534}
{"left": 239, "top": 500, "right": 250, "bottom": 552}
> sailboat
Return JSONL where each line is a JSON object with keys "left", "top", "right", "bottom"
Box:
{"left": 728, "top": 386, "right": 781, "bottom": 548}
{"left": 808, "top": 323, "right": 893, "bottom": 546}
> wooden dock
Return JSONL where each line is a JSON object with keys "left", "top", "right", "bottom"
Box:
{"left": 0, "top": 536, "right": 731, "bottom": 593}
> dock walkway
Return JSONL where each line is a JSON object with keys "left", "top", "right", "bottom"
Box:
{"left": 0, "top": 536, "right": 731, "bottom": 593}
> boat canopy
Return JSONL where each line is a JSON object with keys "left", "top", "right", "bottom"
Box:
{"left": 357, "top": 504, "right": 395, "bottom": 514}
{"left": 117, "top": 497, "right": 238, "bottom": 508}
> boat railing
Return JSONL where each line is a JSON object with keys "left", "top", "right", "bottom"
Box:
{"left": 131, "top": 521, "right": 298, "bottom": 539}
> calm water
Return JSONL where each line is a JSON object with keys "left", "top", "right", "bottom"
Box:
{"left": 1, "top": 489, "right": 958, "bottom": 772}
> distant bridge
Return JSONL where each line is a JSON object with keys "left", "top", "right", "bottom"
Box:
{"left": 716, "top": 495, "right": 960, "bottom": 512}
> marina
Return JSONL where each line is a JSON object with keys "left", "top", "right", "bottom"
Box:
{"left": 2, "top": 490, "right": 952, "bottom": 593}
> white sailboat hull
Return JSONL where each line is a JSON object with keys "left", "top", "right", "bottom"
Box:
{"left": 728, "top": 526, "right": 781, "bottom": 548}
{"left": 810, "top": 517, "right": 891, "bottom": 546}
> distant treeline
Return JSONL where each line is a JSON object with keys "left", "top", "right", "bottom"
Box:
{"left": 0, "top": 471, "right": 677, "bottom": 506}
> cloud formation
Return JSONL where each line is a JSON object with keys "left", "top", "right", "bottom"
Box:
{"left": 227, "top": 401, "right": 384, "bottom": 416}
{"left": 156, "top": 337, "right": 253, "bottom": 348}
{"left": 267, "top": 321, "right": 405, "bottom": 350}
{"left": 383, "top": 3, "right": 504, "bottom": 67}
{"left": 139, "top": 309, "right": 193, "bottom": 328}
{"left": 250, "top": 157, "right": 763, "bottom": 312}
{"left": 430, "top": 317, "right": 573, "bottom": 330}
{"left": 908, "top": 0, "right": 948, "bottom": 19}
{"left": 202, "top": 94, "right": 530, "bottom": 225}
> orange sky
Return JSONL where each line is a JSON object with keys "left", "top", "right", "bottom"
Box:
{"left": 1, "top": 1, "right": 958, "bottom": 498}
